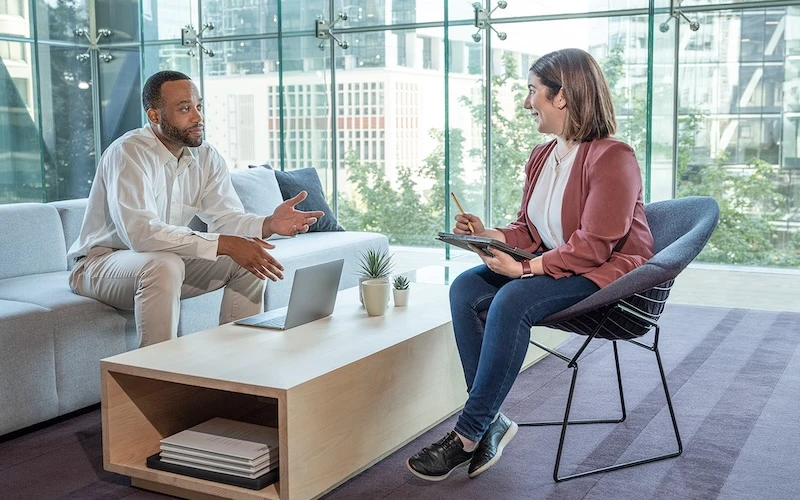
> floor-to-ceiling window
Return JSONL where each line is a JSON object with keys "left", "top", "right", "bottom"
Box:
{"left": 1, "top": 0, "right": 798, "bottom": 271}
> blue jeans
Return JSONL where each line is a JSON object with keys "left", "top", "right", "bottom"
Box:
{"left": 450, "top": 265, "right": 599, "bottom": 442}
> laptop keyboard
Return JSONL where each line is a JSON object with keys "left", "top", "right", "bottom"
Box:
{"left": 254, "top": 316, "right": 286, "bottom": 329}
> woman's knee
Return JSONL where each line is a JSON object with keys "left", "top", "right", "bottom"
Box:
{"left": 449, "top": 266, "right": 487, "bottom": 303}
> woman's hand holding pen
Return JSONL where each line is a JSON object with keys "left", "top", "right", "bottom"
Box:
{"left": 454, "top": 213, "right": 485, "bottom": 235}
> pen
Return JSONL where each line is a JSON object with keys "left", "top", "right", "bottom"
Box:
{"left": 450, "top": 192, "right": 475, "bottom": 234}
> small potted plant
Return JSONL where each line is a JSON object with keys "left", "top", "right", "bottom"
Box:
{"left": 356, "top": 247, "right": 394, "bottom": 304}
{"left": 392, "top": 275, "right": 410, "bottom": 307}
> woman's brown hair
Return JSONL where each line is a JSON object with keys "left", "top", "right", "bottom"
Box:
{"left": 529, "top": 48, "right": 616, "bottom": 142}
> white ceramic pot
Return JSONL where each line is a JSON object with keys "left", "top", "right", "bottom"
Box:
{"left": 362, "top": 279, "right": 390, "bottom": 316}
{"left": 393, "top": 288, "right": 409, "bottom": 307}
{"left": 359, "top": 276, "right": 389, "bottom": 304}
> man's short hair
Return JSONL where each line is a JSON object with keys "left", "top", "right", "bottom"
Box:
{"left": 142, "top": 70, "right": 192, "bottom": 112}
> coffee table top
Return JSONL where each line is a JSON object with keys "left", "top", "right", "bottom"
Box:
{"left": 101, "top": 282, "right": 452, "bottom": 394}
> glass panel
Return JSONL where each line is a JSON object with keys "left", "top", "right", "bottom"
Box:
{"left": 280, "top": 0, "right": 325, "bottom": 35}
{"left": 0, "top": 40, "right": 40, "bottom": 203}
{"left": 446, "top": 24, "right": 486, "bottom": 259}
{"left": 99, "top": 47, "right": 144, "bottom": 150}
{"left": 336, "top": 26, "right": 446, "bottom": 245}
{"left": 201, "top": 39, "right": 280, "bottom": 170}
{"left": 0, "top": 0, "right": 31, "bottom": 37}
{"left": 677, "top": 8, "right": 800, "bottom": 268}
{"left": 37, "top": 45, "right": 95, "bottom": 201}
{"left": 651, "top": 2, "right": 677, "bottom": 202}
{"left": 482, "top": 16, "right": 650, "bottom": 224}
{"left": 35, "top": 0, "right": 89, "bottom": 42}
{"left": 682, "top": 0, "right": 777, "bottom": 6}
{"left": 202, "top": 0, "right": 278, "bottom": 38}
{"left": 141, "top": 0, "right": 198, "bottom": 42}
{"left": 493, "top": 0, "right": 650, "bottom": 20}
{"left": 141, "top": 43, "right": 200, "bottom": 84}
{"left": 96, "top": 0, "right": 140, "bottom": 43}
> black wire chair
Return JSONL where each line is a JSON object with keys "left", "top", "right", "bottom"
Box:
{"left": 520, "top": 196, "right": 720, "bottom": 482}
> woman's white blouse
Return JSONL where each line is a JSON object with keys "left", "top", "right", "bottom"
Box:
{"left": 526, "top": 147, "right": 579, "bottom": 251}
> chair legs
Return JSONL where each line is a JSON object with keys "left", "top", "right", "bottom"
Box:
{"left": 520, "top": 321, "right": 683, "bottom": 482}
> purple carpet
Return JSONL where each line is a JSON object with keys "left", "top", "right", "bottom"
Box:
{"left": 2, "top": 304, "right": 799, "bottom": 500}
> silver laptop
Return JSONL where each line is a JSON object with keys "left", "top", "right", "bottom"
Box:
{"left": 234, "top": 259, "right": 344, "bottom": 330}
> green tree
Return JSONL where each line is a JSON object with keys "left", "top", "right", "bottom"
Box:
{"left": 461, "top": 52, "right": 544, "bottom": 226}
{"left": 338, "top": 150, "right": 438, "bottom": 245}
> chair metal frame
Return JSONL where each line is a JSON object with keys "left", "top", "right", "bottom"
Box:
{"left": 519, "top": 302, "right": 683, "bottom": 482}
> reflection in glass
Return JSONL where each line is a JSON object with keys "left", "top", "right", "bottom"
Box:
{"left": 1, "top": 0, "right": 30, "bottom": 37}
{"left": 0, "top": 40, "right": 39, "bottom": 203}
{"left": 141, "top": 0, "right": 198, "bottom": 42}
{"left": 203, "top": 0, "right": 278, "bottom": 37}
{"left": 96, "top": 0, "right": 140, "bottom": 43}
{"left": 37, "top": 45, "right": 95, "bottom": 201}
{"left": 35, "top": 0, "right": 88, "bottom": 42}
{"left": 99, "top": 48, "right": 144, "bottom": 150}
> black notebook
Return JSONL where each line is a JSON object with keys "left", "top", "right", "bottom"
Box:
{"left": 147, "top": 453, "right": 279, "bottom": 490}
{"left": 436, "top": 232, "right": 540, "bottom": 261}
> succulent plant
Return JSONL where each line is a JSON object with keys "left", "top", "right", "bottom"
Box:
{"left": 392, "top": 275, "right": 410, "bottom": 290}
{"left": 356, "top": 247, "right": 394, "bottom": 279}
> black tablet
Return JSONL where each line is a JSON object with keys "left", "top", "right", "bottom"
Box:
{"left": 436, "top": 232, "right": 539, "bottom": 261}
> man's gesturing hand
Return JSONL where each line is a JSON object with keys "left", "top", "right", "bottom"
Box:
{"left": 217, "top": 235, "right": 284, "bottom": 281}
{"left": 263, "top": 191, "right": 325, "bottom": 238}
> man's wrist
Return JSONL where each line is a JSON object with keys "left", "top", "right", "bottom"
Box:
{"left": 262, "top": 216, "right": 274, "bottom": 239}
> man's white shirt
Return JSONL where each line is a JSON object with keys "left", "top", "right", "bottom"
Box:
{"left": 67, "top": 125, "right": 266, "bottom": 263}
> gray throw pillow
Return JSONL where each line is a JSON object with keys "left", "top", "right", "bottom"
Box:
{"left": 263, "top": 167, "right": 344, "bottom": 232}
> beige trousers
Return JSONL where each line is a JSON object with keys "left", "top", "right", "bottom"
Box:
{"left": 69, "top": 247, "right": 264, "bottom": 347}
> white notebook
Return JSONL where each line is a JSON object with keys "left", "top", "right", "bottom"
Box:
{"left": 160, "top": 418, "right": 278, "bottom": 462}
{"left": 160, "top": 456, "right": 277, "bottom": 479}
{"left": 160, "top": 443, "right": 278, "bottom": 467}
{"left": 160, "top": 450, "right": 278, "bottom": 476}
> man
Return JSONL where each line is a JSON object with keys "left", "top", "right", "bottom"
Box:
{"left": 68, "top": 70, "right": 323, "bottom": 347}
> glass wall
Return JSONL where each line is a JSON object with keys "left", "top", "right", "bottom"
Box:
{"left": 1, "top": 0, "right": 798, "bottom": 269}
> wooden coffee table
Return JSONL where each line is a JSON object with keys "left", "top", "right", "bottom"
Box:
{"left": 101, "top": 283, "right": 469, "bottom": 500}
{"left": 101, "top": 279, "right": 567, "bottom": 499}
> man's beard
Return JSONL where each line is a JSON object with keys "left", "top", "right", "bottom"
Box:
{"left": 160, "top": 115, "right": 203, "bottom": 148}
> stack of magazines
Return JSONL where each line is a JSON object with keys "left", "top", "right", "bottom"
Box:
{"left": 147, "top": 417, "right": 279, "bottom": 490}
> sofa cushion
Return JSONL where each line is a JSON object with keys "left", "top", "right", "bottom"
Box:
{"left": 0, "top": 203, "right": 67, "bottom": 279}
{"left": 0, "top": 271, "right": 109, "bottom": 310}
{"left": 49, "top": 199, "right": 88, "bottom": 266}
{"left": 0, "top": 299, "right": 59, "bottom": 435}
{"left": 261, "top": 166, "right": 344, "bottom": 232}
{"left": 230, "top": 167, "right": 284, "bottom": 217}
{"left": 188, "top": 167, "right": 285, "bottom": 237}
{"left": 0, "top": 272, "right": 131, "bottom": 415}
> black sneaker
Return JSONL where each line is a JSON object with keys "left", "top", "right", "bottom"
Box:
{"left": 406, "top": 431, "right": 475, "bottom": 481}
{"left": 468, "top": 413, "right": 518, "bottom": 478}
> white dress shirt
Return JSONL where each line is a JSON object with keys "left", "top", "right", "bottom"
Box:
{"left": 67, "top": 125, "right": 266, "bottom": 263}
{"left": 526, "top": 147, "right": 578, "bottom": 251}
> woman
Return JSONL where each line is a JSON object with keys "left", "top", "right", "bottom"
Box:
{"left": 407, "top": 48, "right": 654, "bottom": 481}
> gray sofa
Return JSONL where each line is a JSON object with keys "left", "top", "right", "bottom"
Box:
{"left": 0, "top": 167, "right": 388, "bottom": 436}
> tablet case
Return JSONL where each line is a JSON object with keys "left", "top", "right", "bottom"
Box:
{"left": 436, "top": 232, "right": 539, "bottom": 261}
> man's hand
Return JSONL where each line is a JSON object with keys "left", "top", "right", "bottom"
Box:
{"left": 217, "top": 235, "right": 284, "bottom": 281}
{"left": 263, "top": 191, "right": 325, "bottom": 238}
